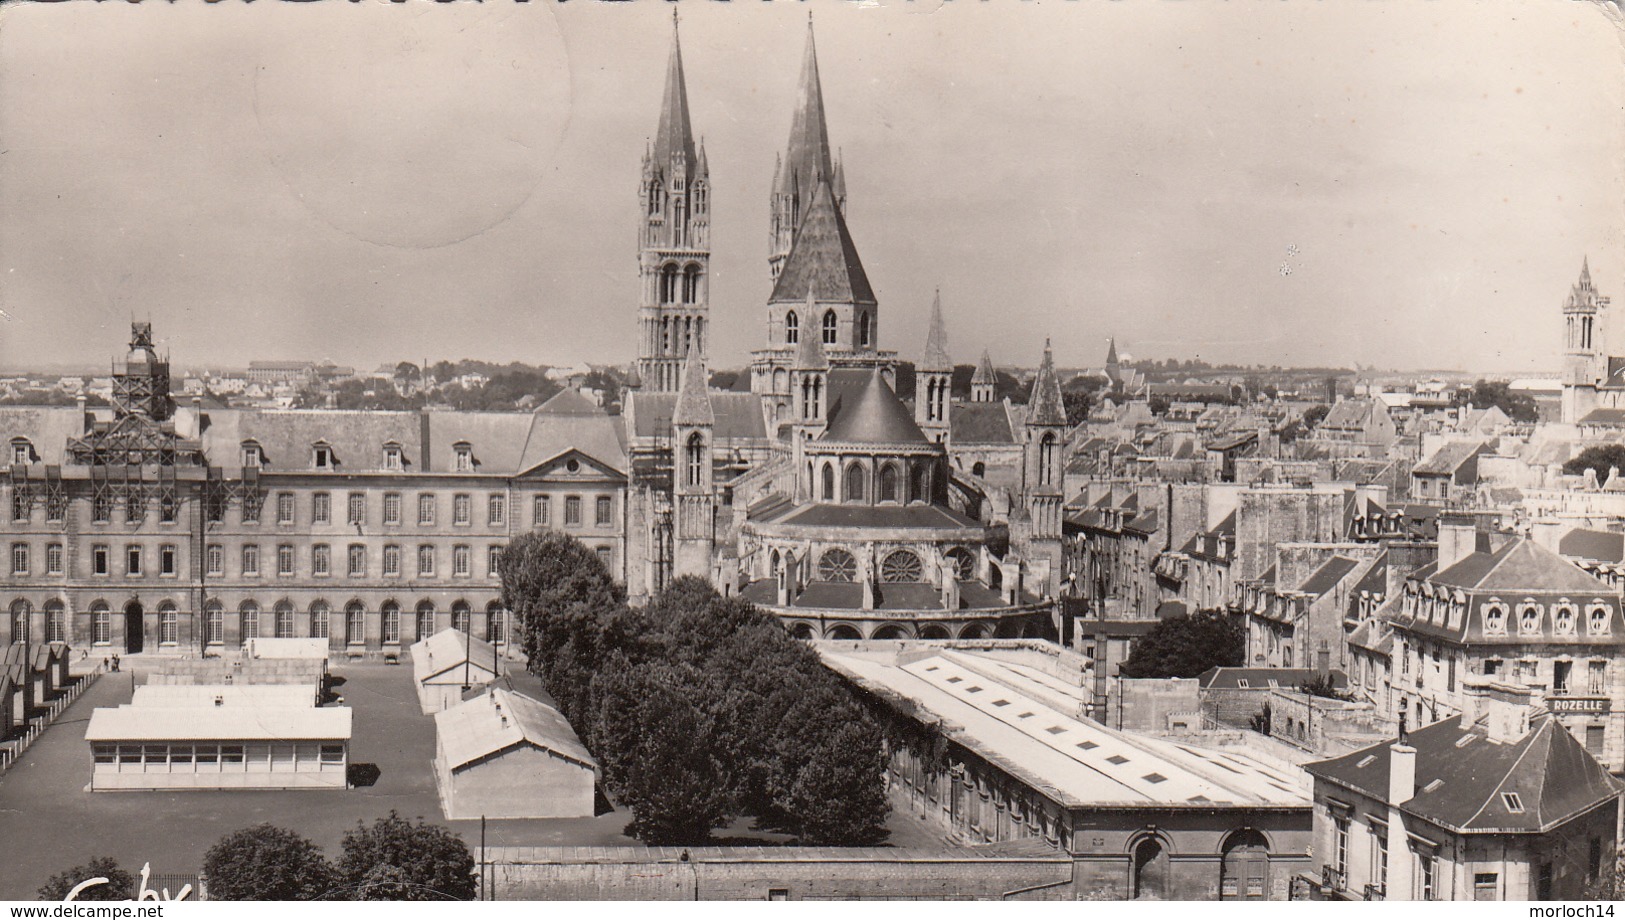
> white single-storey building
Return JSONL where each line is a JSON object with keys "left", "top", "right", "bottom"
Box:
{"left": 411, "top": 628, "right": 501, "bottom": 714}
{"left": 434, "top": 687, "right": 598, "bottom": 819}
{"left": 244, "top": 637, "right": 331, "bottom": 662}
{"left": 85, "top": 684, "right": 351, "bottom": 791}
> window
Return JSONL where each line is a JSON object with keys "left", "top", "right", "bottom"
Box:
{"left": 274, "top": 601, "right": 294, "bottom": 639}
{"left": 822, "top": 309, "right": 838, "bottom": 345}
{"left": 9, "top": 600, "right": 30, "bottom": 644}
{"left": 241, "top": 442, "right": 262, "bottom": 469}
{"left": 321, "top": 745, "right": 345, "bottom": 767}
{"left": 452, "top": 601, "right": 470, "bottom": 634}
{"left": 418, "top": 545, "right": 435, "bottom": 577}
{"left": 1333, "top": 816, "right": 1349, "bottom": 878}
{"left": 1555, "top": 603, "right": 1577, "bottom": 636}
{"left": 277, "top": 544, "right": 295, "bottom": 577}
{"left": 309, "top": 601, "right": 329, "bottom": 640}
{"left": 455, "top": 444, "right": 473, "bottom": 472}
{"left": 487, "top": 601, "right": 505, "bottom": 644}
{"left": 534, "top": 495, "right": 550, "bottom": 527}
{"left": 818, "top": 549, "right": 857, "bottom": 583}
{"left": 160, "top": 545, "right": 177, "bottom": 577}
{"left": 418, "top": 494, "right": 435, "bottom": 526}
{"left": 203, "top": 601, "right": 223, "bottom": 645}
{"left": 1372, "top": 827, "right": 1388, "bottom": 893}
{"left": 1474, "top": 873, "right": 1498, "bottom": 901}
{"left": 1589, "top": 603, "right": 1612, "bottom": 636}
{"left": 596, "top": 495, "right": 613, "bottom": 527}
{"left": 1554, "top": 660, "right": 1572, "bottom": 694}
{"left": 1590, "top": 660, "right": 1607, "bottom": 695}
{"left": 11, "top": 439, "right": 32, "bottom": 465}
{"left": 277, "top": 492, "right": 295, "bottom": 525}
{"left": 383, "top": 544, "right": 401, "bottom": 577}
{"left": 1039, "top": 432, "right": 1058, "bottom": 486}
{"left": 239, "top": 602, "right": 259, "bottom": 646}
{"left": 1501, "top": 792, "right": 1524, "bottom": 813}
{"left": 565, "top": 496, "right": 582, "bottom": 526}
{"left": 44, "top": 600, "right": 65, "bottom": 643}
{"left": 242, "top": 491, "right": 262, "bottom": 523}
{"left": 10, "top": 543, "right": 27, "bottom": 576}
{"left": 686, "top": 432, "right": 706, "bottom": 487}
{"left": 880, "top": 550, "right": 924, "bottom": 584}
{"left": 347, "top": 544, "right": 365, "bottom": 577}
{"left": 242, "top": 544, "right": 260, "bottom": 577}
{"left": 313, "top": 492, "right": 331, "bottom": 524}
{"left": 92, "top": 492, "right": 111, "bottom": 523}
{"left": 488, "top": 545, "right": 504, "bottom": 577}
{"left": 453, "top": 545, "right": 471, "bottom": 578}
{"left": 206, "top": 544, "right": 224, "bottom": 577}
{"left": 11, "top": 489, "right": 27, "bottom": 522}
{"left": 1518, "top": 603, "right": 1542, "bottom": 636}
{"left": 383, "top": 443, "right": 403, "bottom": 470}
{"left": 1587, "top": 725, "right": 1606, "bottom": 755}
{"left": 381, "top": 602, "right": 400, "bottom": 645}
{"left": 768, "top": 890, "right": 789, "bottom": 902}
{"left": 126, "top": 545, "right": 142, "bottom": 576}
{"left": 453, "top": 494, "right": 471, "bottom": 526}
{"left": 785, "top": 311, "right": 799, "bottom": 345}
{"left": 159, "top": 494, "right": 177, "bottom": 523}
{"left": 844, "top": 464, "right": 866, "bottom": 503}
{"left": 1417, "top": 852, "right": 1436, "bottom": 901}
{"left": 93, "top": 603, "right": 112, "bottom": 644}
{"left": 347, "top": 493, "right": 365, "bottom": 526}
{"left": 859, "top": 311, "right": 871, "bottom": 348}
{"left": 345, "top": 602, "right": 365, "bottom": 645}
{"left": 312, "top": 444, "right": 333, "bottom": 469}
{"left": 488, "top": 494, "right": 505, "bottom": 526}
{"left": 383, "top": 493, "right": 401, "bottom": 525}
{"left": 416, "top": 602, "right": 435, "bottom": 641}
{"left": 312, "top": 544, "right": 331, "bottom": 577}
{"left": 596, "top": 546, "right": 612, "bottom": 567}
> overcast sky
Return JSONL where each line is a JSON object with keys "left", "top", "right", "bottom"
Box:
{"left": 1, "top": 0, "right": 1621, "bottom": 375}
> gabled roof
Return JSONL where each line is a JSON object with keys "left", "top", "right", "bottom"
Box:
{"left": 1306, "top": 716, "right": 1620, "bottom": 834}
{"left": 822, "top": 368, "right": 927, "bottom": 445}
{"left": 411, "top": 628, "right": 500, "bottom": 685}
{"left": 769, "top": 178, "right": 875, "bottom": 305}
{"left": 1559, "top": 527, "right": 1625, "bottom": 565}
{"left": 1297, "top": 555, "right": 1361, "bottom": 598}
{"left": 1413, "top": 440, "right": 1488, "bottom": 477}
{"left": 1198, "top": 667, "right": 1349, "bottom": 691}
{"left": 948, "top": 403, "right": 1015, "bottom": 444}
{"left": 534, "top": 388, "right": 602, "bottom": 417}
{"left": 436, "top": 687, "right": 598, "bottom": 774}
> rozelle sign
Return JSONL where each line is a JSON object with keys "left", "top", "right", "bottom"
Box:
{"left": 1549, "top": 697, "right": 1611, "bottom": 715}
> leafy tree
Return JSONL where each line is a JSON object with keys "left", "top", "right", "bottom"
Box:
{"left": 1454, "top": 378, "right": 1537, "bottom": 423}
{"left": 38, "top": 858, "right": 135, "bottom": 901}
{"left": 203, "top": 824, "right": 334, "bottom": 901}
{"left": 1147, "top": 395, "right": 1171, "bottom": 416}
{"left": 393, "top": 362, "right": 419, "bottom": 383}
{"left": 335, "top": 812, "right": 476, "bottom": 901}
{"left": 1564, "top": 444, "right": 1625, "bottom": 481}
{"left": 1062, "top": 390, "right": 1092, "bottom": 427}
{"left": 1299, "top": 673, "right": 1353, "bottom": 702}
{"left": 1301, "top": 403, "right": 1330, "bottom": 429}
{"left": 1118, "top": 611, "right": 1245, "bottom": 679}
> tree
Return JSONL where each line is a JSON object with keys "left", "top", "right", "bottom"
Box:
{"left": 1564, "top": 444, "right": 1625, "bottom": 481}
{"left": 1118, "top": 611, "right": 1245, "bottom": 679}
{"left": 393, "top": 362, "right": 419, "bottom": 384}
{"left": 335, "top": 812, "right": 476, "bottom": 901}
{"left": 38, "top": 858, "right": 135, "bottom": 901}
{"left": 202, "top": 824, "right": 334, "bottom": 901}
{"left": 1147, "top": 395, "right": 1171, "bottom": 416}
{"left": 1301, "top": 403, "right": 1330, "bottom": 429}
{"left": 1454, "top": 378, "right": 1537, "bottom": 423}
{"left": 1299, "top": 673, "right": 1353, "bottom": 702}
{"left": 1062, "top": 390, "right": 1092, "bottom": 427}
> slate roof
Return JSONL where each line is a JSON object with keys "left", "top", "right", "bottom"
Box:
{"left": 1413, "top": 440, "right": 1487, "bottom": 477}
{"left": 823, "top": 368, "right": 928, "bottom": 445}
{"left": 1026, "top": 342, "right": 1066, "bottom": 427}
{"left": 0, "top": 406, "right": 83, "bottom": 465}
{"left": 971, "top": 350, "right": 997, "bottom": 387}
{"left": 1559, "top": 528, "right": 1625, "bottom": 565}
{"left": 629, "top": 392, "right": 768, "bottom": 442}
{"left": 769, "top": 178, "right": 875, "bottom": 305}
{"left": 1578, "top": 408, "right": 1625, "bottom": 427}
{"left": 1431, "top": 539, "right": 1610, "bottom": 595}
{"left": 774, "top": 20, "right": 836, "bottom": 212}
{"left": 921, "top": 291, "right": 951, "bottom": 369}
{"left": 949, "top": 404, "right": 1015, "bottom": 444}
{"left": 752, "top": 502, "right": 980, "bottom": 531}
{"left": 411, "top": 628, "right": 501, "bottom": 685}
{"left": 1305, "top": 716, "right": 1620, "bottom": 834}
{"left": 1297, "top": 556, "right": 1361, "bottom": 598}
{"left": 650, "top": 17, "right": 697, "bottom": 176}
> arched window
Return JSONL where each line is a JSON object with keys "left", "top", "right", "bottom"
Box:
{"left": 972, "top": 461, "right": 987, "bottom": 478}
{"left": 159, "top": 601, "right": 179, "bottom": 646}
{"left": 487, "top": 600, "right": 507, "bottom": 645}
{"left": 822, "top": 310, "right": 838, "bottom": 346}
{"left": 660, "top": 264, "right": 679, "bottom": 305}
{"left": 239, "top": 601, "right": 260, "bottom": 647}
{"left": 8, "top": 599, "right": 30, "bottom": 645}
{"left": 310, "top": 601, "right": 330, "bottom": 640}
{"left": 345, "top": 601, "right": 365, "bottom": 645}
{"left": 686, "top": 432, "right": 706, "bottom": 487}
{"left": 786, "top": 311, "right": 800, "bottom": 345}
{"left": 1220, "top": 829, "right": 1270, "bottom": 900}
{"left": 821, "top": 463, "right": 836, "bottom": 501}
{"left": 946, "top": 548, "right": 976, "bottom": 581}
{"left": 683, "top": 265, "right": 701, "bottom": 304}
{"left": 1484, "top": 601, "right": 1507, "bottom": 636}
{"left": 44, "top": 599, "right": 66, "bottom": 644}
{"left": 1039, "top": 432, "right": 1058, "bottom": 486}
{"left": 881, "top": 551, "right": 924, "bottom": 583}
{"left": 452, "top": 600, "right": 471, "bottom": 634}
{"left": 859, "top": 312, "right": 872, "bottom": 348}
{"left": 1133, "top": 837, "right": 1169, "bottom": 900}
{"left": 1589, "top": 602, "right": 1612, "bottom": 636}
{"left": 878, "top": 464, "right": 900, "bottom": 503}
{"left": 914, "top": 464, "right": 932, "bottom": 503}
{"left": 274, "top": 601, "right": 295, "bottom": 639}
{"left": 381, "top": 601, "right": 400, "bottom": 645}
{"left": 1554, "top": 603, "right": 1577, "bottom": 636}
{"left": 416, "top": 600, "right": 436, "bottom": 641}
{"left": 818, "top": 549, "right": 858, "bottom": 583}
{"left": 1518, "top": 602, "right": 1542, "bottom": 636}
{"left": 92, "top": 601, "right": 113, "bottom": 646}
{"left": 844, "top": 463, "right": 867, "bottom": 503}
{"left": 202, "top": 601, "right": 222, "bottom": 646}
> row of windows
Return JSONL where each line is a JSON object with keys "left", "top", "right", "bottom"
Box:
{"left": 24, "top": 598, "right": 512, "bottom": 647}
{"left": 93, "top": 743, "right": 345, "bottom": 769}
{"left": 201, "top": 543, "right": 504, "bottom": 579}
{"left": 783, "top": 308, "right": 872, "bottom": 348}
{"left": 243, "top": 439, "right": 481, "bottom": 473}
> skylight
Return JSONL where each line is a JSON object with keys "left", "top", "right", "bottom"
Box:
{"left": 1018, "top": 712, "right": 1035, "bottom": 719}
{"left": 1423, "top": 779, "right": 1444, "bottom": 793}
{"left": 1455, "top": 735, "right": 1478, "bottom": 748}
{"left": 1076, "top": 741, "right": 1099, "bottom": 751}
{"left": 1106, "top": 754, "right": 1130, "bottom": 765}
{"left": 1357, "top": 755, "right": 1377, "bottom": 768}
{"left": 1045, "top": 726, "right": 1067, "bottom": 735}
{"left": 992, "top": 699, "right": 1011, "bottom": 707}
{"left": 1502, "top": 792, "right": 1524, "bottom": 813}
{"left": 965, "top": 686, "right": 983, "bottom": 693}
{"left": 945, "top": 676, "right": 963, "bottom": 684}
{"left": 1143, "top": 773, "right": 1168, "bottom": 784}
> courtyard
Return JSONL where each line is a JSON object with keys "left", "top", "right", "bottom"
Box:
{"left": 0, "top": 658, "right": 943, "bottom": 899}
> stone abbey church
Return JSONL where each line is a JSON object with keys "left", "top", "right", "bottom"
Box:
{"left": 0, "top": 19, "right": 1063, "bottom": 656}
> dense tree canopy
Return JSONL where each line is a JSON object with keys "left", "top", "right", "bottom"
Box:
{"left": 1118, "top": 611, "right": 1245, "bottom": 679}
{"left": 500, "top": 536, "right": 891, "bottom": 847}
{"left": 203, "top": 824, "right": 335, "bottom": 901}
{"left": 1301, "top": 403, "right": 1331, "bottom": 429}
{"left": 38, "top": 858, "right": 135, "bottom": 901}
{"left": 1564, "top": 444, "right": 1625, "bottom": 482}
{"left": 1454, "top": 378, "right": 1538, "bottom": 423}
{"left": 335, "top": 812, "right": 477, "bottom": 901}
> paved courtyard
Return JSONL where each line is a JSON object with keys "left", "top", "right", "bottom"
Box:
{"left": 0, "top": 659, "right": 944, "bottom": 899}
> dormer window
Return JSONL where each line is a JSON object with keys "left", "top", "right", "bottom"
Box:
{"left": 383, "top": 441, "right": 404, "bottom": 471}
{"left": 241, "top": 441, "right": 263, "bottom": 469}
{"left": 1517, "top": 602, "right": 1542, "bottom": 636}
{"left": 10, "top": 439, "right": 33, "bottom": 465}
{"left": 1554, "top": 602, "right": 1577, "bottom": 636}
{"left": 312, "top": 442, "right": 334, "bottom": 470}
{"left": 454, "top": 442, "right": 473, "bottom": 473}
{"left": 1589, "top": 602, "right": 1612, "bottom": 636}
{"left": 1483, "top": 601, "right": 1507, "bottom": 636}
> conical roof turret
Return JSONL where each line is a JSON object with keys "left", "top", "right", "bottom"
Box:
{"left": 922, "top": 289, "right": 951, "bottom": 370}
{"left": 1027, "top": 338, "right": 1066, "bottom": 427}
{"left": 673, "top": 349, "right": 714, "bottom": 427}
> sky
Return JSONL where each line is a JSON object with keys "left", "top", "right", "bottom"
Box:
{"left": 0, "top": 0, "right": 1621, "bottom": 375}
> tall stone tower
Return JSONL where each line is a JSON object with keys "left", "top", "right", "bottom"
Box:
{"left": 1562, "top": 257, "right": 1610, "bottom": 424}
{"left": 672, "top": 350, "right": 717, "bottom": 580}
{"left": 1020, "top": 340, "right": 1067, "bottom": 589}
{"left": 916, "top": 290, "right": 952, "bottom": 443}
{"left": 637, "top": 14, "right": 711, "bottom": 394}
{"left": 113, "top": 321, "right": 173, "bottom": 421}
{"left": 770, "top": 17, "right": 845, "bottom": 285}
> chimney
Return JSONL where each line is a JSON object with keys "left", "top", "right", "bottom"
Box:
{"left": 1315, "top": 644, "right": 1331, "bottom": 677}
{"left": 1436, "top": 513, "right": 1478, "bottom": 570}
{"left": 1462, "top": 678, "right": 1533, "bottom": 744}
{"left": 75, "top": 395, "right": 88, "bottom": 437}
{"left": 1387, "top": 741, "right": 1417, "bottom": 805}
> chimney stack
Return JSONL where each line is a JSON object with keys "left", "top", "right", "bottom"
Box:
{"left": 1436, "top": 512, "right": 1478, "bottom": 571}
{"left": 1387, "top": 741, "right": 1417, "bottom": 806}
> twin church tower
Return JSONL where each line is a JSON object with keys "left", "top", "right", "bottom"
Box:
{"left": 634, "top": 14, "right": 891, "bottom": 407}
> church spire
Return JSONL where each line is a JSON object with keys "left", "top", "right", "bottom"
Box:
{"left": 652, "top": 11, "right": 697, "bottom": 174}
{"left": 1027, "top": 338, "right": 1066, "bottom": 427}
{"left": 922, "top": 289, "right": 951, "bottom": 370}
{"left": 673, "top": 349, "right": 714, "bottom": 427}
{"left": 771, "top": 16, "right": 839, "bottom": 282}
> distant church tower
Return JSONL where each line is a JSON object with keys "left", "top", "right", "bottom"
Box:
{"left": 1018, "top": 339, "right": 1067, "bottom": 593}
{"left": 1562, "top": 257, "right": 1611, "bottom": 424}
{"left": 970, "top": 350, "right": 997, "bottom": 403}
{"left": 637, "top": 13, "right": 711, "bottom": 394}
{"left": 672, "top": 350, "right": 717, "bottom": 580}
{"left": 916, "top": 290, "right": 952, "bottom": 443}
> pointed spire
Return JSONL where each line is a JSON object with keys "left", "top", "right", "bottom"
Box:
{"left": 1105, "top": 336, "right": 1119, "bottom": 367}
{"left": 1580, "top": 255, "right": 1593, "bottom": 290}
{"left": 652, "top": 11, "right": 697, "bottom": 175}
{"left": 769, "top": 177, "right": 874, "bottom": 305}
{"left": 972, "top": 349, "right": 997, "bottom": 387}
{"left": 777, "top": 16, "right": 835, "bottom": 202}
{"left": 922, "top": 289, "right": 951, "bottom": 370}
{"left": 795, "top": 286, "right": 829, "bottom": 370}
{"left": 1028, "top": 338, "right": 1066, "bottom": 427}
{"left": 673, "top": 348, "right": 714, "bottom": 427}
{"left": 696, "top": 137, "right": 708, "bottom": 179}
{"left": 832, "top": 150, "right": 847, "bottom": 204}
